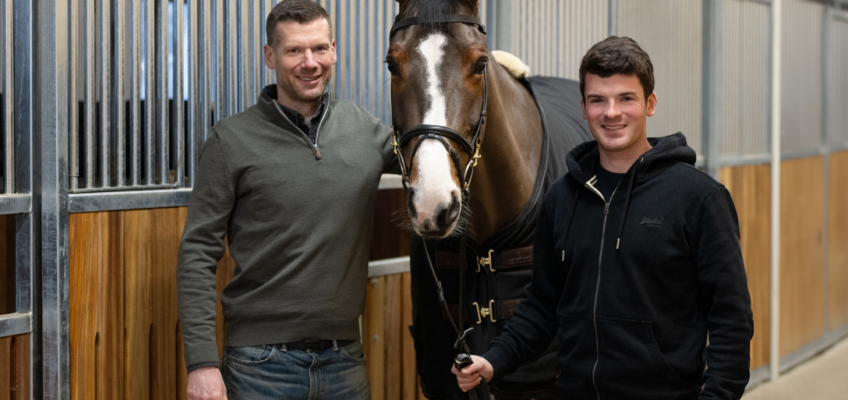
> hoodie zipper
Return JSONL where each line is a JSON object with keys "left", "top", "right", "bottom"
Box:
{"left": 584, "top": 177, "right": 620, "bottom": 400}
{"left": 272, "top": 95, "right": 329, "bottom": 160}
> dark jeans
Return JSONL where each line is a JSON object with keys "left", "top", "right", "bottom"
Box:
{"left": 222, "top": 340, "right": 370, "bottom": 400}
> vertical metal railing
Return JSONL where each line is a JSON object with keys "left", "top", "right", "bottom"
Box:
{"left": 1, "top": 0, "right": 13, "bottom": 195}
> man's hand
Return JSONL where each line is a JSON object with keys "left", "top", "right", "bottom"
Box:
{"left": 187, "top": 366, "right": 228, "bottom": 400}
{"left": 451, "top": 355, "right": 494, "bottom": 392}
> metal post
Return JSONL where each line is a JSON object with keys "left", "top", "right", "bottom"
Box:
{"left": 36, "top": 0, "right": 71, "bottom": 397}
{"left": 703, "top": 0, "right": 723, "bottom": 179}
{"left": 69, "top": 2, "right": 79, "bottom": 191}
{"left": 608, "top": 0, "right": 618, "bottom": 37}
{"left": 131, "top": 0, "right": 141, "bottom": 186}
{"left": 85, "top": 0, "right": 95, "bottom": 188}
{"left": 770, "top": 0, "right": 783, "bottom": 383}
{"left": 493, "top": 0, "right": 513, "bottom": 55}
{"left": 146, "top": 0, "right": 156, "bottom": 185}
{"left": 158, "top": 0, "right": 169, "bottom": 184}
{"left": 174, "top": 0, "right": 184, "bottom": 187}
{"left": 100, "top": 0, "right": 111, "bottom": 188}
{"left": 3, "top": 0, "right": 14, "bottom": 194}
{"left": 114, "top": 0, "right": 126, "bottom": 188}
{"left": 13, "top": 0, "right": 36, "bottom": 396}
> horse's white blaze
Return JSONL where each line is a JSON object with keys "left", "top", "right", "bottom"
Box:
{"left": 412, "top": 33, "right": 458, "bottom": 230}
{"left": 420, "top": 33, "right": 447, "bottom": 126}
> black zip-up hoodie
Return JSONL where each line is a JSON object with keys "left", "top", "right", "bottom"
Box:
{"left": 481, "top": 133, "right": 753, "bottom": 400}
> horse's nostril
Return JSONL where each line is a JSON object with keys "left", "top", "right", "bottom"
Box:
{"left": 406, "top": 191, "right": 418, "bottom": 221}
{"left": 447, "top": 198, "right": 460, "bottom": 222}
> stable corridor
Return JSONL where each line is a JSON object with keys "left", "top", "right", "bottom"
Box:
{"left": 744, "top": 336, "right": 848, "bottom": 399}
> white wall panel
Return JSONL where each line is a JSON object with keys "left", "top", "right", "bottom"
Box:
{"left": 619, "top": 0, "right": 703, "bottom": 155}
{"left": 721, "top": 0, "right": 771, "bottom": 157}
{"left": 781, "top": 0, "right": 825, "bottom": 155}
{"left": 828, "top": 16, "right": 848, "bottom": 146}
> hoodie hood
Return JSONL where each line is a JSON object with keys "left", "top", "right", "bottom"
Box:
{"left": 566, "top": 132, "right": 697, "bottom": 185}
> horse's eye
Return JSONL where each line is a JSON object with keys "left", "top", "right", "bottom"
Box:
{"left": 473, "top": 59, "right": 488, "bottom": 75}
{"left": 386, "top": 60, "right": 400, "bottom": 76}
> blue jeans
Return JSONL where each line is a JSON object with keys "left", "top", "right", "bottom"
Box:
{"left": 221, "top": 340, "right": 371, "bottom": 400}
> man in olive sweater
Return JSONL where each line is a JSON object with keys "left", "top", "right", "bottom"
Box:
{"left": 177, "top": 1, "right": 397, "bottom": 399}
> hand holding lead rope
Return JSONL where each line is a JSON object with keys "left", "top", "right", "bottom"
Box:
{"left": 453, "top": 327, "right": 475, "bottom": 371}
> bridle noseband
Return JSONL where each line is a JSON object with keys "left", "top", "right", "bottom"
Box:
{"left": 389, "top": 14, "right": 488, "bottom": 195}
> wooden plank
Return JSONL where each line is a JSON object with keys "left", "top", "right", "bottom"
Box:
{"left": 364, "top": 276, "right": 387, "bottom": 399}
{"left": 401, "top": 272, "right": 418, "bottom": 400}
{"left": 124, "top": 209, "right": 153, "bottom": 400}
{"left": 69, "top": 212, "right": 124, "bottom": 400}
{"left": 69, "top": 212, "right": 96, "bottom": 400}
{"left": 719, "top": 164, "right": 771, "bottom": 370}
{"left": 1, "top": 336, "right": 10, "bottom": 400}
{"left": 384, "top": 274, "right": 402, "bottom": 400}
{"left": 779, "top": 156, "right": 825, "bottom": 357}
{"left": 828, "top": 151, "right": 848, "bottom": 330}
{"left": 177, "top": 207, "right": 188, "bottom": 400}
{"left": 149, "top": 207, "right": 184, "bottom": 400}
{"left": 10, "top": 334, "right": 29, "bottom": 400}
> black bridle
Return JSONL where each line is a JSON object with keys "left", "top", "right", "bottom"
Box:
{"left": 389, "top": 12, "right": 488, "bottom": 375}
{"left": 389, "top": 14, "right": 488, "bottom": 195}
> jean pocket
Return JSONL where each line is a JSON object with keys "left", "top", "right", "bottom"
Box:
{"left": 595, "top": 317, "right": 673, "bottom": 386}
{"left": 226, "top": 345, "right": 275, "bottom": 366}
{"left": 339, "top": 341, "right": 366, "bottom": 363}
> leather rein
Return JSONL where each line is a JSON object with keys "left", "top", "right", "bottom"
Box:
{"left": 389, "top": 13, "right": 488, "bottom": 372}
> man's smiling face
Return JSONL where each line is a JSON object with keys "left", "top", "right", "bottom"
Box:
{"left": 581, "top": 73, "right": 657, "bottom": 154}
{"left": 264, "top": 18, "right": 336, "bottom": 111}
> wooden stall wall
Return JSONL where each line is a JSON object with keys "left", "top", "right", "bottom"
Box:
{"left": 719, "top": 164, "right": 771, "bottom": 370}
{"left": 828, "top": 151, "right": 848, "bottom": 330}
{"left": 69, "top": 188, "right": 420, "bottom": 399}
{"left": 0, "top": 333, "right": 29, "bottom": 400}
{"left": 779, "top": 156, "right": 826, "bottom": 357}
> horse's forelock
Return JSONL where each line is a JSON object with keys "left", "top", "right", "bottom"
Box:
{"left": 398, "top": 0, "right": 479, "bottom": 30}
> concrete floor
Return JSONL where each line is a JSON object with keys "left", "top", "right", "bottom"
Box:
{"left": 743, "top": 336, "right": 848, "bottom": 399}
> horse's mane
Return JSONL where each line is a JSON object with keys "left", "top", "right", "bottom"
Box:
{"left": 398, "top": 0, "right": 479, "bottom": 33}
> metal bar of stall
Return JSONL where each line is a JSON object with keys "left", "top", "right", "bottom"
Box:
{"left": 228, "top": 0, "right": 236, "bottom": 116}
{"left": 239, "top": 0, "right": 248, "bottom": 111}
{"left": 13, "top": 3, "right": 36, "bottom": 396}
{"left": 114, "top": 0, "right": 125, "bottom": 187}
{"left": 214, "top": 0, "right": 223, "bottom": 123}
{"left": 39, "top": 0, "right": 71, "bottom": 396}
{"left": 260, "top": 0, "right": 267, "bottom": 90}
{"left": 249, "top": 0, "right": 257, "bottom": 105}
{"left": 4, "top": 0, "right": 13, "bottom": 194}
{"left": 175, "top": 0, "right": 184, "bottom": 187}
{"left": 146, "top": 0, "right": 156, "bottom": 185}
{"left": 188, "top": 0, "right": 198, "bottom": 186}
{"left": 131, "top": 0, "right": 140, "bottom": 185}
{"left": 100, "top": 0, "right": 111, "bottom": 188}
{"left": 69, "top": 2, "right": 79, "bottom": 190}
{"left": 85, "top": 0, "right": 95, "bottom": 188}
{"left": 158, "top": 0, "right": 169, "bottom": 184}
{"left": 201, "top": 0, "right": 210, "bottom": 142}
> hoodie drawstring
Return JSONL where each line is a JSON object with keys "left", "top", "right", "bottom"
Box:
{"left": 615, "top": 158, "right": 642, "bottom": 250}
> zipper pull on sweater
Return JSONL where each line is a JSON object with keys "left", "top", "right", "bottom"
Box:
{"left": 315, "top": 147, "right": 322, "bottom": 159}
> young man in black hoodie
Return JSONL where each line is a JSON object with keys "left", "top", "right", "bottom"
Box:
{"left": 452, "top": 36, "right": 754, "bottom": 399}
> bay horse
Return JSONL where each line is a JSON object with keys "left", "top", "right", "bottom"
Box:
{"left": 387, "top": 0, "right": 593, "bottom": 399}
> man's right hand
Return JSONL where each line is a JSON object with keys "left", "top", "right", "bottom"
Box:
{"left": 187, "top": 366, "right": 228, "bottom": 400}
{"left": 451, "top": 355, "right": 494, "bottom": 392}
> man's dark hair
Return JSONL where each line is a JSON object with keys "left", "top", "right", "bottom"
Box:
{"left": 579, "top": 36, "right": 655, "bottom": 102}
{"left": 266, "top": 0, "right": 332, "bottom": 48}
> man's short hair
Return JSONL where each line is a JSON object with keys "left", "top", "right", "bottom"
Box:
{"left": 579, "top": 36, "right": 655, "bottom": 102}
{"left": 266, "top": 0, "right": 332, "bottom": 48}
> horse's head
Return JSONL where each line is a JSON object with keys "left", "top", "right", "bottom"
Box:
{"left": 388, "top": 0, "right": 489, "bottom": 239}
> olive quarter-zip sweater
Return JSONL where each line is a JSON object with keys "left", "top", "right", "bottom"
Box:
{"left": 177, "top": 85, "right": 398, "bottom": 368}
{"left": 482, "top": 133, "right": 753, "bottom": 400}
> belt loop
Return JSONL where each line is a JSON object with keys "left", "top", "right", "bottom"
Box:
{"left": 332, "top": 339, "right": 339, "bottom": 351}
{"left": 281, "top": 344, "right": 288, "bottom": 352}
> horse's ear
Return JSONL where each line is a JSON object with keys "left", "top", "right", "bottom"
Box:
{"left": 458, "top": 0, "right": 480, "bottom": 17}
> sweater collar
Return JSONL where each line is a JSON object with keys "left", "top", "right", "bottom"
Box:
{"left": 255, "top": 84, "right": 331, "bottom": 133}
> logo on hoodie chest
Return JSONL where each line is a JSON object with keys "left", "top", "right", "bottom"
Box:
{"left": 640, "top": 217, "right": 664, "bottom": 229}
